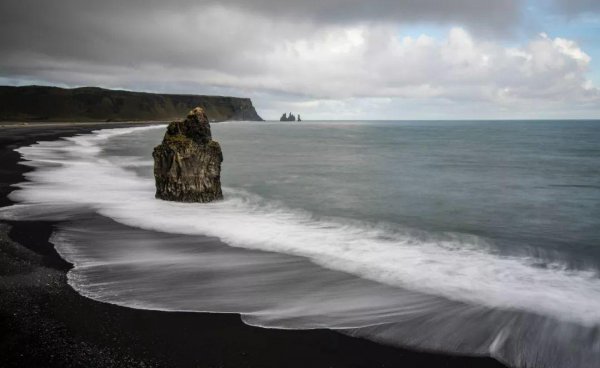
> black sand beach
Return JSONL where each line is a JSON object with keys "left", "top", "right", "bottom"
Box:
{"left": 0, "top": 123, "right": 507, "bottom": 368}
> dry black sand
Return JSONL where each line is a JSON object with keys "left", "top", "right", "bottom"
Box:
{"left": 0, "top": 123, "right": 507, "bottom": 368}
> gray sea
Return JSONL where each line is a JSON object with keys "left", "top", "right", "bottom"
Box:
{"left": 2, "top": 120, "right": 600, "bottom": 368}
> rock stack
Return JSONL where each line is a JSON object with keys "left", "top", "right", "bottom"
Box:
{"left": 153, "top": 107, "right": 223, "bottom": 202}
{"left": 280, "top": 112, "right": 297, "bottom": 121}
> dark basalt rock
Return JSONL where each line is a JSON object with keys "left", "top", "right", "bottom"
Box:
{"left": 280, "top": 112, "right": 297, "bottom": 121}
{"left": 153, "top": 107, "right": 223, "bottom": 202}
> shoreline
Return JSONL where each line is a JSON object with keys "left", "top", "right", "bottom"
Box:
{"left": 0, "top": 121, "right": 170, "bottom": 129}
{"left": 0, "top": 123, "right": 507, "bottom": 367}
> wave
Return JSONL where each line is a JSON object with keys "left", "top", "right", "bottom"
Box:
{"left": 1, "top": 125, "right": 599, "bottom": 367}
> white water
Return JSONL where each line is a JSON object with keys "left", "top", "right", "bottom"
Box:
{"left": 1, "top": 125, "right": 600, "bottom": 367}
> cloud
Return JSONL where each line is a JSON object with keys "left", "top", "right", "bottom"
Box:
{"left": 551, "top": 0, "right": 600, "bottom": 15}
{"left": 0, "top": 0, "right": 521, "bottom": 33}
{"left": 256, "top": 27, "right": 599, "bottom": 118}
{"left": 0, "top": 0, "right": 598, "bottom": 118}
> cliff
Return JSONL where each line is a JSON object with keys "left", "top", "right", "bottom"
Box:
{"left": 0, "top": 85, "right": 263, "bottom": 122}
{"left": 153, "top": 107, "right": 223, "bottom": 202}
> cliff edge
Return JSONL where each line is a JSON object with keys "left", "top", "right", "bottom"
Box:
{"left": 153, "top": 107, "right": 223, "bottom": 202}
{"left": 0, "top": 85, "right": 263, "bottom": 122}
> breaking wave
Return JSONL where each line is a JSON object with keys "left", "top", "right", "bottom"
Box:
{"left": 1, "top": 125, "right": 599, "bottom": 368}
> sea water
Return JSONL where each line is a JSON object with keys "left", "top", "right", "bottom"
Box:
{"left": 2, "top": 120, "right": 600, "bottom": 367}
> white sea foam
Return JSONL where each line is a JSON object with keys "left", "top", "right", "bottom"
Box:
{"left": 2, "top": 125, "right": 600, "bottom": 331}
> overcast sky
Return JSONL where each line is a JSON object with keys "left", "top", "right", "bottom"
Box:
{"left": 1, "top": 0, "right": 599, "bottom": 119}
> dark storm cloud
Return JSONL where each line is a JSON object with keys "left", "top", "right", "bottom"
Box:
{"left": 217, "top": 0, "right": 520, "bottom": 31}
{"left": 0, "top": 0, "right": 519, "bottom": 64}
{"left": 0, "top": 0, "right": 521, "bottom": 30}
{"left": 0, "top": 0, "right": 520, "bottom": 84}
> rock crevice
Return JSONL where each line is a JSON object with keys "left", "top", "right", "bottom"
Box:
{"left": 153, "top": 107, "right": 223, "bottom": 202}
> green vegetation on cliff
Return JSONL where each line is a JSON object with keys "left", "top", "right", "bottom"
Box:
{"left": 0, "top": 85, "right": 263, "bottom": 122}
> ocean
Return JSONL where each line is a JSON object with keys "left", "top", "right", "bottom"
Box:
{"left": 2, "top": 120, "right": 600, "bottom": 368}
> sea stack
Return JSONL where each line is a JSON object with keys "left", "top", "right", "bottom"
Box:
{"left": 153, "top": 107, "right": 223, "bottom": 202}
{"left": 279, "top": 112, "right": 297, "bottom": 121}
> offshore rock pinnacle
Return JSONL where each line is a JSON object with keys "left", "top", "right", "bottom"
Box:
{"left": 153, "top": 107, "right": 223, "bottom": 202}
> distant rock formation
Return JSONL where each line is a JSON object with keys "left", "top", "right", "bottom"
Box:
{"left": 0, "top": 85, "right": 263, "bottom": 122}
{"left": 153, "top": 107, "right": 223, "bottom": 202}
{"left": 280, "top": 112, "right": 298, "bottom": 121}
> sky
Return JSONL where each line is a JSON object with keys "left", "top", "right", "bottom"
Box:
{"left": 1, "top": 0, "right": 599, "bottom": 120}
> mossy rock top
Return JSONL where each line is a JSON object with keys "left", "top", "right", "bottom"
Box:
{"left": 163, "top": 107, "right": 212, "bottom": 145}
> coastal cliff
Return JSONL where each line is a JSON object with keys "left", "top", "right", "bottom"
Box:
{"left": 0, "top": 85, "right": 263, "bottom": 122}
{"left": 153, "top": 107, "right": 223, "bottom": 202}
